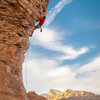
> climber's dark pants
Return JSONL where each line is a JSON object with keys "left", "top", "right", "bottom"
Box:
{"left": 34, "top": 24, "right": 41, "bottom": 30}
{"left": 30, "top": 24, "right": 42, "bottom": 36}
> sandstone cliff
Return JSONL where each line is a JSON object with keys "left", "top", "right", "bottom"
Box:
{"left": 28, "top": 91, "right": 48, "bottom": 100}
{"left": 43, "top": 89, "right": 100, "bottom": 100}
{"left": 0, "top": 0, "right": 49, "bottom": 100}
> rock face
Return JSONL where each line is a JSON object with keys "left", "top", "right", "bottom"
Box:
{"left": 28, "top": 91, "right": 48, "bottom": 100}
{"left": 43, "top": 89, "right": 100, "bottom": 100}
{"left": 0, "top": 0, "right": 49, "bottom": 100}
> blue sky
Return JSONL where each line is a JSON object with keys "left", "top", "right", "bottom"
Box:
{"left": 23, "top": 0, "right": 100, "bottom": 94}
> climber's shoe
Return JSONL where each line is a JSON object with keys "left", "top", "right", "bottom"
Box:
{"left": 29, "top": 32, "right": 33, "bottom": 37}
{"left": 29, "top": 34, "right": 32, "bottom": 37}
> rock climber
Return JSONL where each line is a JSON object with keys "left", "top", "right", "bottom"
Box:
{"left": 30, "top": 16, "right": 46, "bottom": 36}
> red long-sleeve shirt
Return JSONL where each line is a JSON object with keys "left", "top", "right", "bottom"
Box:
{"left": 39, "top": 18, "right": 45, "bottom": 26}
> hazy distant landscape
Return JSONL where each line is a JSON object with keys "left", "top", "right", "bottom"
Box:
{"left": 41, "top": 89, "right": 100, "bottom": 100}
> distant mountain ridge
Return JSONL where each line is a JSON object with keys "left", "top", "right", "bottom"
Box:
{"left": 42, "top": 89, "right": 100, "bottom": 100}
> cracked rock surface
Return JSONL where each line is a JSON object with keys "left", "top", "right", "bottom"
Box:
{"left": 0, "top": 0, "right": 49, "bottom": 100}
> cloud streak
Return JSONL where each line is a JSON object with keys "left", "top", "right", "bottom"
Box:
{"left": 23, "top": 55, "right": 100, "bottom": 94}
{"left": 45, "top": 0, "right": 73, "bottom": 26}
{"left": 31, "top": 28, "right": 89, "bottom": 60}
{"left": 77, "top": 56, "right": 100, "bottom": 73}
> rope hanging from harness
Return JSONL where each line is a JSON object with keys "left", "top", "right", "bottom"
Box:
{"left": 24, "top": 52, "right": 29, "bottom": 100}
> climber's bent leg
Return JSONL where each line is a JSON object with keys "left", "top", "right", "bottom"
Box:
{"left": 34, "top": 24, "right": 41, "bottom": 30}
{"left": 30, "top": 24, "right": 41, "bottom": 37}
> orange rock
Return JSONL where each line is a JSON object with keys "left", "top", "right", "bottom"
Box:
{"left": 28, "top": 91, "right": 48, "bottom": 100}
{"left": 0, "top": 0, "right": 49, "bottom": 100}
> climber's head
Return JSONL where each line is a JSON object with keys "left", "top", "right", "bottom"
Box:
{"left": 43, "top": 16, "right": 46, "bottom": 19}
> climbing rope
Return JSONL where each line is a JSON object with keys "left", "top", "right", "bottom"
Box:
{"left": 24, "top": 51, "right": 29, "bottom": 100}
{"left": 25, "top": 50, "right": 29, "bottom": 90}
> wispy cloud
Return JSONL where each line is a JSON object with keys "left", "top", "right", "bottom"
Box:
{"left": 77, "top": 55, "right": 100, "bottom": 73}
{"left": 31, "top": 28, "right": 89, "bottom": 60}
{"left": 23, "top": 58, "right": 75, "bottom": 93}
{"left": 74, "top": 55, "right": 100, "bottom": 94}
{"left": 45, "top": 0, "right": 73, "bottom": 26}
{"left": 23, "top": 55, "right": 100, "bottom": 94}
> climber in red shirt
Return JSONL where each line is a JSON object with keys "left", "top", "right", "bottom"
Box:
{"left": 30, "top": 16, "right": 46, "bottom": 36}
